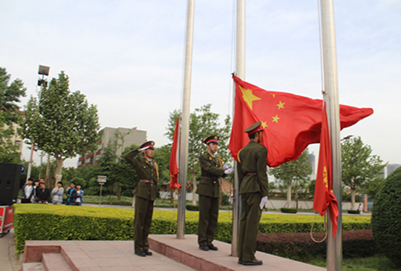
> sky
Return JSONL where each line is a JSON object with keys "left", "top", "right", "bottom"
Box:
{"left": 1, "top": 0, "right": 400, "bottom": 171}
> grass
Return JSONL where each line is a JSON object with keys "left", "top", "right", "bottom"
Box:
{"left": 307, "top": 254, "right": 400, "bottom": 271}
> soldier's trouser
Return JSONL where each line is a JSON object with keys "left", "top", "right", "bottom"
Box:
{"left": 198, "top": 195, "right": 219, "bottom": 246}
{"left": 134, "top": 196, "right": 154, "bottom": 253}
{"left": 238, "top": 192, "right": 262, "bottom": 262}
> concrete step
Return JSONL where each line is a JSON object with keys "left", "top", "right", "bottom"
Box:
{"left": 42, "top": 253, "right": 72, "bottom": 271}
{"left": 22, "top": 262, "right": 44, "bottom": 271}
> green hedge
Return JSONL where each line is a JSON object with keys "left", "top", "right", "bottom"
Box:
{"left": 186, "top": 205, "right": 199, "bottom": 211}
{"left": 257, "top": 230, "right": 378, "bottom": 261}
{"left": 372, "top": 167, "right": 401, "bottom": 267}
{"left": 281, "top": 208, "right": 298, "bottom": 214}
{"left": 347, "top": 210, "right": 360, "bottom": 214}
{"left": 13, "top": 204, "right": 371, "bottom": 254}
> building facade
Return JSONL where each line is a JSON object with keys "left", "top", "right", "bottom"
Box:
{"left": 78, "top": 127, "right": 147, "bottom": 168}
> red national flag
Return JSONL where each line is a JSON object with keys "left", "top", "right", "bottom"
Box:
{"left": 229, "top": 75, "right": 373, "bottom": 167}
{"left": 170, "top": 117, "right": 181, "bottom": 189}
{"left": 313, "top": 103, "right": 339, "bottom": 237}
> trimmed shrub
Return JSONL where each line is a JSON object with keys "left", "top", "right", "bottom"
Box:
{"left": 347, "top": 210, "right": 360, "bottom": 214}
{"left": 186, "top": 205, "right": 199, "bottom": 211}
{"left": 257, "top": 230, "right": 378, "bottom": 261}
{"left": 281, "top": 208, "right": 297, "bottom": 214}
{"left": 13, "top": 204, "right": 371, "bottom": 253}
{"left": 372, "top": 167, "right": 401, "bottom": 267}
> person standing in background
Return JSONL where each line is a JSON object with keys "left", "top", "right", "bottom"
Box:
{"left": 21, "top": 178, "right": 34, "bottom": 203}
{"left": 51, "top": 181, "right": 64, "bottom": 205}
{"left": 66, "top": 182, "right": 78, "bottom": 205}
{"left": 76, "top": 184, "right": 84, "bottom": 206}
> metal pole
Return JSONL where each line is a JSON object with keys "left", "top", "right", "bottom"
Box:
{"left": 177, "top": 0, "right": 195, "bottom": 239}
{"left": 99, "top": 184, "right": 103, "bottom": 206}
{"left": 231, "top": 0, "right": 245, "bottom": 257}
{"left": 320, "top": 0, "right": 342, "bottom": 270}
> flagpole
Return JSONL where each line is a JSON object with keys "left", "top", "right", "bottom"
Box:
{"left": 320, "top": 0, "right": 342, "bottom": 270}
{"left": 177, "top": 0, "right": 195, "bottom": 239}
{"left": 231, "top": 0, "right": 245, "bottom": 257}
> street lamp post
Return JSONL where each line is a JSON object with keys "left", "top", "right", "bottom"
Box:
{"left": 26, "top": 65, "right": 50, "bottom": 183}
{"left": 97, "top": 175, "right": 107, "bottom": 205}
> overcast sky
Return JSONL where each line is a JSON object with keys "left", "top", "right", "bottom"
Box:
{"left": 1, "top": 0, "right": 400, "bottom": 171}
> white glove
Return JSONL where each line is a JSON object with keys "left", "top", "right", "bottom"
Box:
{"left": 223, "top": 163, "right": 229, "bottom": 170}
{"left": 141, "top": 146, "right": 150, "bottom": 152}
{"left": 224, "top": 168, "right": 234, "bottom": 174}
{"left": 259, "top": 196, "right": 268, "bottom": 210}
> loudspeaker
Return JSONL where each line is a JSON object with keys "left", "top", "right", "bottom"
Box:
{"left": 0, "top": 163, "right": 22, "bottom": 205}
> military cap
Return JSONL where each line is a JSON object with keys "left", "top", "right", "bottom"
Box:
{"left": 204, "top": 135, "right": 219, "bottom": 145}
{"left": 140, "top": 141, "right": 155, "bottom": 149}
{"left": 245, "top": 121, "right": 263, "bottom": 134}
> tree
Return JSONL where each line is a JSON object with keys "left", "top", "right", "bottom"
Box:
{"left": 22, "top": 71, "right": 101, "bottom": 187}
{"left": 0, "top": 67, "right": 26, "bottom": 124}
{"left": 166, "top": 104, "right": 231, "bottom": 205}
{"left": 0, "top": 67, "right": 26, "bottom": 163}
{"left": 341, "top": 136, "right": 387, "bottom": 208}
{"left": 268, "top": 150, "right": 312, "bottom": 208}
{"left": 0, "top": 112, "right": 21, "bottom": 163}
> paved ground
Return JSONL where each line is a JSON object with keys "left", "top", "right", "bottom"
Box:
{"left": 0, "top": 229, "right": 21, "bottom": 271}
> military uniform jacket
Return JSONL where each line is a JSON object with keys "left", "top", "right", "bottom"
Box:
{"left": 237, "top": 141, "right": 269, "bottom": 196}
{"left": 196, "top": 152, "right": 225, "bottom": 198}
{"left": 124, "top": 149, "right": 159, "bottom": 201}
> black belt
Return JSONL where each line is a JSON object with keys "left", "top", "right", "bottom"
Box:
{"left": 202, "top": 176, "right": 215, "bottom": 180}
{"left": 246, "top": 173, "right": 257, "bottom": 176}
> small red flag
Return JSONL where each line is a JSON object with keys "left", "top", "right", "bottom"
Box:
{"left": 313, "top": 103, "right": 339, "bottom": 237}
{"left": 228, "top": 75, "right": 373, "bottom": 167}
{"left": 169, "top": 117, "right": 181, "bottom": 189}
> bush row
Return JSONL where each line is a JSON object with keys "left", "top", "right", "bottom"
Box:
{"left": 257, "top": 230, "right": 378, "bottom": 261}
{"left": 13, "top": 204, "right": 371, "bottom": 253}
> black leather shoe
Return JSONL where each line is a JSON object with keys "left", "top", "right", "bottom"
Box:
{"left": 199, "top": 245, "right": 209, "bottom": 251}
{"left": 238, "top": 258, "right": 243, "bottom": 264}
{"left": 242, "top": 259, "right": 263, "bottom": 266}
{"left": 135, "top": 251, "right": 146, "bottom": 257}
{"left": 144, "top": 250, "right": 153, "bottom": 256}
{"left": 208, "top": 244, "right": 218, "bottom": 251}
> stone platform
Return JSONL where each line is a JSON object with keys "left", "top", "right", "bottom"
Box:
{"left": 22, "top": 234, "right": 325, "bottom": 271}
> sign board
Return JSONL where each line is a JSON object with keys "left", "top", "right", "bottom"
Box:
{"left": 21, "top": 166, "right": 26, "bottom": 174}
{"left": 97, "top": 175, "right": 107, "bottom": 184}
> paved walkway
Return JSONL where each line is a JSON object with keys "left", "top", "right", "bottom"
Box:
{"left": 0, "top": 229, "right": 20, "bottom": 271}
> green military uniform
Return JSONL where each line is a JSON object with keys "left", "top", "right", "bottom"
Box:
{"left": 196, "top": 135, "right": 226, "bottom": 249}
{"left": 124, "top": 141, "right": 159, "bottom": 255}
{"left": 237, "top": 123, "right": 268, "bottom": 263}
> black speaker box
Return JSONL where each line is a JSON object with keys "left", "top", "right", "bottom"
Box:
{"left": 0, "top": 163, "right": 22, "bottom": 205}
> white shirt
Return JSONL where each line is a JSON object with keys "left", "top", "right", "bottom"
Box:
{"left": 24, "top": 184, "right": 33, "bottom": 198}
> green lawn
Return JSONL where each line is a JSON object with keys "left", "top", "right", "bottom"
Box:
{"left": 307, "top": 255, "right": 400, "bottom": 271}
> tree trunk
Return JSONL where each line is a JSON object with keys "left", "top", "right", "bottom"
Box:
{"left": 45, "top": 154, "right": 51, "bottom": 186}
{"left": 53, "top": 156, "right": 64, "bottom": 188}
{"left": 351, "top": 188, "right": 356, "bottom": 209}
{"left": 287, "top": 182, "right": 292, "bottom": 208}
{"left": 117, "top": 182, "right": 121, "bottom": 201}
{"left": 170, "top": 189, "right": 174, "bottom": 205}
{"left": 295, "top": 180, "right": 299, "bottom": 209}
{"left": 192, "top": 171, "right": 197, "bottom": 205}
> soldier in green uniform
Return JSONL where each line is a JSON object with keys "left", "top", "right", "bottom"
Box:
{"left": 124, "top": 141, "right": 159, "bottom": 257}
{"left": 196, "top": 135, "right": 234, "bottom": 251}
{"left": 237, "top": 122, "right": 268, "bottom": 266}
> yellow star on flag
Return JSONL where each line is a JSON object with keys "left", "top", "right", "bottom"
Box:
{"left": 277, "top": 101, "right": 285, "bottom": 109}
{"left": 239, "top": 85, "right": 261, "bottom": 110}
{"left": 272, "top": 115, "right": 280, "bottom": 123}
{"left": 261, "top": 121, "right": 268, "bottom": 129}
{"left": 270, "top": 93, "right": 276, "bottom": 98}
